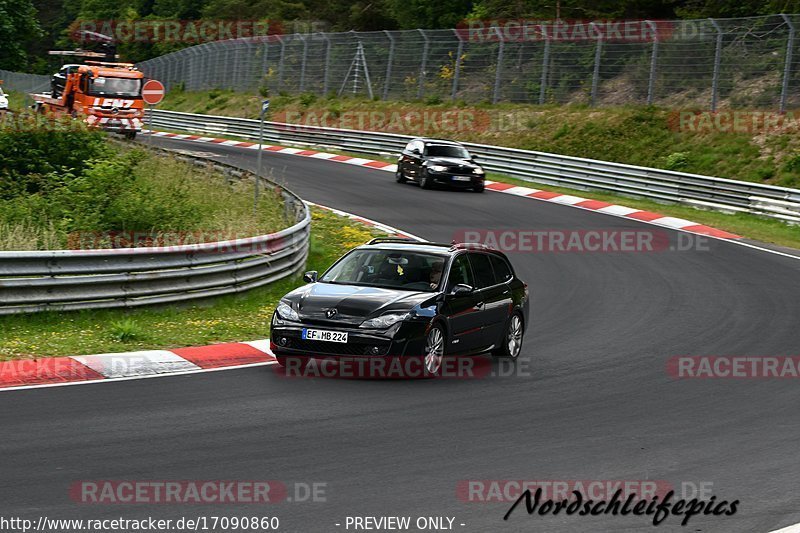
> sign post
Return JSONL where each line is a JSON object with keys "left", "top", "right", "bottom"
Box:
{"left": 142, "top": 80, "right": 165, "bottom": 144}
{"left": 255, "top": 99, "right": 270, "bottom": 214}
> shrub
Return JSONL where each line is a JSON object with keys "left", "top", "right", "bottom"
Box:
{"left": 784, "top": 155, "right": 800, "bottom": 174}
{"left": 299, "top": 93, "right": 317, "bottom": 108}
{"left": 664, "top": 152, "right": 690, "bottom": 171}
{"left": 424, "top": 94, "right": 443, "bottom": 105}
{"left": 0, "top": 117, "right": 108, "bottom": 198}
{"left": 109, "top": 318, "right": 144, "bottom": 342}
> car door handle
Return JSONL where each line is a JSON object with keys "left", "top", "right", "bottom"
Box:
{"left": 475, "top": 301, "right": 485, "bottom": 309}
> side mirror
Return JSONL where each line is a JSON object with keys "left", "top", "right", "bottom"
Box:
{"left": 450, "top": 283, "right": 474, "bottom": 296}
{"left": 303, "top": 270, "right": 318, "bottom": 283}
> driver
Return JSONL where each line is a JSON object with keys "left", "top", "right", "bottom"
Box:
{"left": 429, "top": 260, "right": 444, "bottom": 290}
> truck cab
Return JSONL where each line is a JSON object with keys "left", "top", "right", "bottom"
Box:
{"left": 34, "top": 62, "right": 146, "bottom": 138}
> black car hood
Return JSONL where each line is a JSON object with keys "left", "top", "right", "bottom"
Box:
{"left": 284, "top": 283, "right": 435, "bottom": 324}
{"left": 426, "top": 157, "right": 479, "bottom": 168}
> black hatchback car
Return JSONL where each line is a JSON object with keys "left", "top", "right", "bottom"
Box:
{"left": 271, "top": 238, "right": 529, "bottom": 376}
{"left": 396, "top": 138, "right": 486, "bottom": 192}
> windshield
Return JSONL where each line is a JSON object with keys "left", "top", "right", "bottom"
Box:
{"left": 88, "top": 77, "right": 141, "bottom": 97}
{"left": 426, "top": 144, "right": 469, "bottom": 158}
{"left": 321, "top": 249, "right": 447, "bottom": 292}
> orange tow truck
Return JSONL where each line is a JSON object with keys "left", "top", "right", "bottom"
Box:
{"left": 31, "top": 61, "right": 145, "bottom": 139}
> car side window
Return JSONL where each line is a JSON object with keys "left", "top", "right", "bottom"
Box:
{"left": 468, "top": 253, "right": 496, "bottom": 289}
{"left": 446, "top": 254, "right": 474, "bottom": 292}
{"left": 489, "top": 254, "right": 513, "bottom": 283}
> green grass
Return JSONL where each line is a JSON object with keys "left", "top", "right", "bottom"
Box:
{"left": 0, "top": 207, "right": 381, "bottom": 360}
{"left": 4, "top": 91, "right": 29, "bottom": 112}
{"left": 0, "top": 142, "right": 289, "bottom": 251}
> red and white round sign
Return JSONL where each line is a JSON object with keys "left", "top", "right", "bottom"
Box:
{"left": 142, "top": 80, "right": 165, "bottom": 105}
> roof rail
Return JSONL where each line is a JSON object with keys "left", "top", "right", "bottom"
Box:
{"left": 364, "top": 238, "right": 493, "bottom": 251}
{"left": 449, "top": 242, "right": 492, "bottom": 251}
{"left": 366, "top": 237, "right": 417, "bottom": 245}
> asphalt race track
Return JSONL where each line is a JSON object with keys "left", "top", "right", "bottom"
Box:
{"left": 2, "top": 136, "right": 799, "bottom": 532}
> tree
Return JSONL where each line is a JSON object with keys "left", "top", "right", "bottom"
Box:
{"left": 0, "top": 0, "right": 42, "bottom": 70}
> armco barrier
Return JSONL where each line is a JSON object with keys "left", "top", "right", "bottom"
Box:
{"left": 0, "top": 153, "right": 310, "bottom": 315}
{"left": 148, "top": 109, "right": 800, "bottom": 224}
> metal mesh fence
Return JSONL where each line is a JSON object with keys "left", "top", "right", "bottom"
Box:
{"left": 0, "top": 70, "right": 50, "bottom": 95}
{"left": 2, "top": 14, "right": 798, "bottom": 111}
{"left": 134, "top": 15, "right": 799, "bottom": 111}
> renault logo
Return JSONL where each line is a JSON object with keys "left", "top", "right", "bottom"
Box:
{"left": 325, "top": 308, "right": 338, "bottom": 318}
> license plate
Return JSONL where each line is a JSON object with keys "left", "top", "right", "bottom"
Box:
{"left": 302, "top": 328, "right": 348, "bottom": 343}
{"left": 453, "top": 176, "right": 472, "bottom": 181}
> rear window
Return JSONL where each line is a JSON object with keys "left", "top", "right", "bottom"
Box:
{"left": 426, "top": 144, "right": 469, "bottom": 158}
{"left": 468, "top": 253, "right": 496, "bottom": 289}
{"left": 489, "top": 254, "right": 513, "bottom": 283}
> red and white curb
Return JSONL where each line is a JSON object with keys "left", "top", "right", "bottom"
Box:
{"left": 0, "top": 341, "right": 276, "bottom": 391}
{"left": 146, "top": 130, "right": 741, "bottom": 241}
{"left": 308, "top": 202, "right": 423, "bottom": 241}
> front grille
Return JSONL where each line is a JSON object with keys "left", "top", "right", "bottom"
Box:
{"left": 448, "top": 165, "right": 474, "bottom": 176}
{"left": 285, "top": 338, "right": 390, "bottom": 356}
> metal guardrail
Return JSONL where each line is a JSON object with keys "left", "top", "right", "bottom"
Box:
{"left": 0, "top": 153, "right": 311, "bottom": 315}
{"left": 148, "top": 109, "right": 800, "bottom": 224}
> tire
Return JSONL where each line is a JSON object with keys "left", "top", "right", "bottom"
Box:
{"left": 124, "top": 131, "right": 137, "bottom": 140}
{"left": 473, "top": 185, "right": 485, "bottom": 193}
{"left": 396, "top": 167, "right": 406, "bottom": 183}
{"left": 423, "top": 324, "right": 446, "bottom": 376}
{"left": 493, "top": 313, "right": 524, "bottom": 359}
{"left": 419, "top": 171, "right": 433, "bottom": 190}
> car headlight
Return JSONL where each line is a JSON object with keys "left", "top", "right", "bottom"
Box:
{"left": 276, "top": 301, "right": 299, "bottom": 322}
{"left": 360, "top": 312, "right": 410, "bottom": 329}
{"left": 429, "top": 165, "right": 448, "bottom": 172}
{"left": 473, "top": 168, "right": 485, "bottom": 174}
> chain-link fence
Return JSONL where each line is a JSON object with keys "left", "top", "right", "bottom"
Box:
{"left": 136, "top": 14, "right": 800, "bottom": 111}
{"left": 2, "top": 15, "right": 798, "bottom": 111}
{"left": 0, "top": 70, "right": 50, "bottom": 95}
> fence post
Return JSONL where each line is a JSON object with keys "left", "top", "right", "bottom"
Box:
{"left": 277, "top": 35, "right": 286, "bottom": 92}
{"left": 383, "top": 30, "right": 395, "bottom": 100}
{"left": 417, "top": 29, "right": 430, "bottom": 99}
{"left": 260, "top": 39, "right": 270, "bottom": 91}
{"left": 646, "top": 20, "right": 659, "bottom": 105}
{"left": 232, "top": 43, "right": 241, "bottom": 90}
{"left": 189, "top": 47, "right": 200, "bottom": 91}
{"left": 780, "top": 14, "right": 796, "bottom": 114}
{"left": 201, "top": 43, "right": 210, "bottom": 90}
{"left": 322, "top": 33, "right": 332, "bottom": 96}
{"left": 492, "top": 27, "right": 505, "bottom": 104}
{"left": 451, "top": 29, "right": 464, "bottom": 100}
{"left": 299, "top": 34, "right": 309, "bottom": 92}
{"left": 590, "top": 22, "right": 603, "bottom": 106}
{"left": 539, "top": 24, "right": 550, "bottom": 105}
{"left": 709, "top": 18, "right": 723, "bottom": 112}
